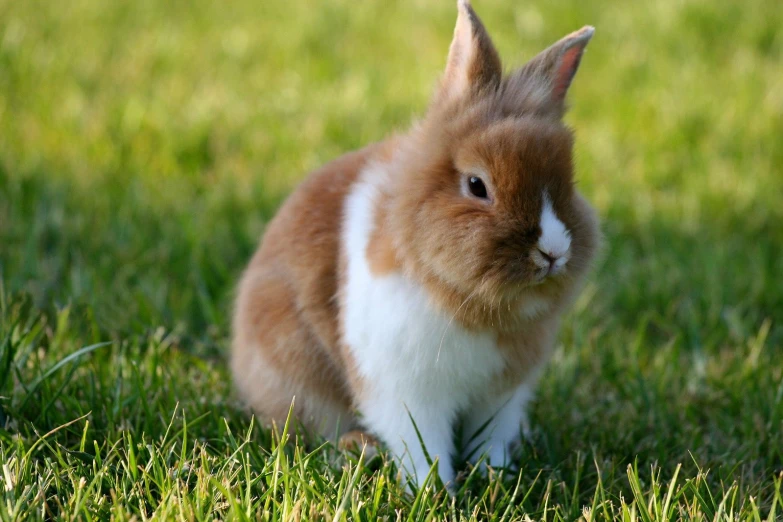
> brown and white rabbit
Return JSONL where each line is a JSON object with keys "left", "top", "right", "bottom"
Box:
{"left": 232, "top": 0, "right": 600, "bottom": 489}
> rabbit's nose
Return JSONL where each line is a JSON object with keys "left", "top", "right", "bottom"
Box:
{"left": 538, "top": 248, "right": 558, "bottom": 267}
{"left": 537, "top": 247, "right": 568, "bottom": 275}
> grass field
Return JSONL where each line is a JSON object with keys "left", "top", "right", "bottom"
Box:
{"left": 1, "top": 0, "right": 782, "bottom": 519}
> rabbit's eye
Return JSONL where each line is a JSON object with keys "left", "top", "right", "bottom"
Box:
{"left": 467, "top": 176, "right": 488, "bottom": 199}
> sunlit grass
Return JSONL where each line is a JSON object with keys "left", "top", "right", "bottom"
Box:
{"left": 1, "top": 0, "right": 782, "bottom": 519}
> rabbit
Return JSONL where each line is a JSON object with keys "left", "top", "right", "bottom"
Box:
{"left": 231, "top": 0, "right": 600, "bottom": 490}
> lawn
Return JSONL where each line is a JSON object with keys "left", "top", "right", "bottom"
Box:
{"left": 1, "top": 0, "right": 782, "bottom": 519}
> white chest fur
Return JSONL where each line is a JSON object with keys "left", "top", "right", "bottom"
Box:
{"left": 340, "top": 166, "right": 506, "bottom": 415}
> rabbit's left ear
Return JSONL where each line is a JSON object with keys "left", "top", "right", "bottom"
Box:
{"left": 507, "top": 26, "right": 594, "bottom": 116}
{"left": 438, "top": 0, "right": 502, "bottom": 103}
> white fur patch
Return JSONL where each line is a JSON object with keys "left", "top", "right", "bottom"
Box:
{"left": 341, "top": 162, "right": 507, "bottom": 486}
{"left": 538, "top": 193, "right": 571, "bottom": 266}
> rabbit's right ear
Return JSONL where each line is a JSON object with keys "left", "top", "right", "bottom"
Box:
{"left": 437, "top": 0, "right": 502, "bottom": 104}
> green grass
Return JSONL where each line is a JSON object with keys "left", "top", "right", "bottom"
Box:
{"left": 1, "top": 0, "right": 782, "bottom": 519}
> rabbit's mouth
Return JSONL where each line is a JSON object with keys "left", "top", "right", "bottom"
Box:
{"left": 491, "top": 268, "right": 553, "bottom": 296}
{"left": 505, "top": 263, "right": 568, "bottom": 293}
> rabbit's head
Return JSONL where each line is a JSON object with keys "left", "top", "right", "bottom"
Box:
{"left": 386, "top": 0, "right": 600, "bottom": 313}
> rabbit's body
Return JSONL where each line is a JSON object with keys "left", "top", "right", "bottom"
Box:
{"left": 341, "top": 148, "right": 589, "bottom": 483}
{"left": 233, "top": 0, "right": 600, "bottom": 489}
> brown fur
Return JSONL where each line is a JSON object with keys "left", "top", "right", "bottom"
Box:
{"left": 232, "top": 1, "right": 600, "bottom": 440}
{"left": 232, "top": 145, "right": 377, "bottom": 434}
{"left": 366, "top": 193, "right": 399, "bottom": 276}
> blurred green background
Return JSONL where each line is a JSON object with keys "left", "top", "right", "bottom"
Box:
{"left": 2, "top": 0, "right": 781, "bottom": 339}
{"left": 0, "top": 0, "right": 782, "bottom": 518}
